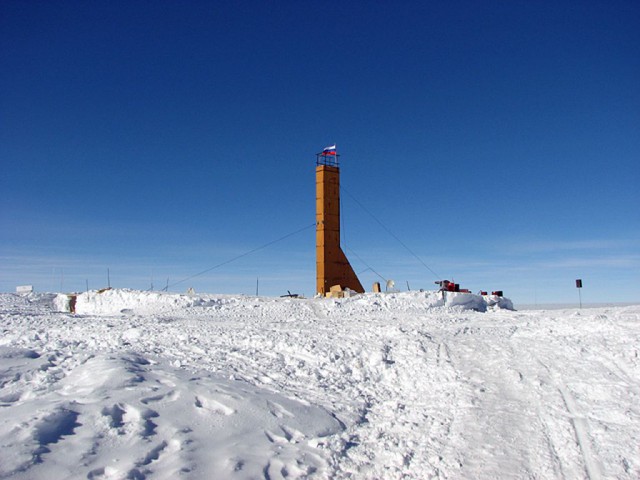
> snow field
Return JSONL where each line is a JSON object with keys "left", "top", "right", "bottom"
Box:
{"left": 0, "top": 290, "right": 638, "bottom": 479}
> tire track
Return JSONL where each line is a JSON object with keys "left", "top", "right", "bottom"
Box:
{"left": 558, "top": 383, "right": 603, "bottom": 480}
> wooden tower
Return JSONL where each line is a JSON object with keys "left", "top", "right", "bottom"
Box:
{"left": 315, "top": 147, "right": 364, "bottom": 296}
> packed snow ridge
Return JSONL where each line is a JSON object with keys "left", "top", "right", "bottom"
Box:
{"left": 1, "top": 289, "right": 638, "bottom": 479}
{"left": 55, "top": 288, "right": 514, "bottom": 316}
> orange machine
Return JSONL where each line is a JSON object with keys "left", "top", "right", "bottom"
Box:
{"left": 315, "top": 149, "right": 364, "bottom": 296}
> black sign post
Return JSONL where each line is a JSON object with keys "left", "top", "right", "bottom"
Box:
{"left": 575, "top": 279, "right": 583, "bottom": 309}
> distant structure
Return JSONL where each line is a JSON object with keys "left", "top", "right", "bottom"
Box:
{"left": 16, "top": 285, "right": 33, "bottom": 294}
{"left": 315, "top": 146, "right": 364, "bottom": 296}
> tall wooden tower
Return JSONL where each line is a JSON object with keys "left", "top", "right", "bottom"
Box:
{"left": 316, "top": 146, "right": 364, "bottom": 296}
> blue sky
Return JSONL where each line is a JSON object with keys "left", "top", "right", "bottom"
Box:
{"left": 1, "top": 0, "right": 638, "bottom": 305}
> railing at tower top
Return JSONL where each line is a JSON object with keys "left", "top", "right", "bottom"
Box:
{"left": 316, "top": 152, "right": 340, "bottom": 167}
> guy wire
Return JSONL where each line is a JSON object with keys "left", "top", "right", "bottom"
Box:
{"left": 168, "top": 222, "right": 316, "bottom": 290}
{"left": 340, "top": 186, "right": 440, "bottom": 280}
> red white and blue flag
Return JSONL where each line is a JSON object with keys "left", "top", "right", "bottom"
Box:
{"left": 322, "top": 144, "right": 337, "bottom": 155}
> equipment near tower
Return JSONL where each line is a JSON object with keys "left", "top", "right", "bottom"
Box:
{"left": 316, "top": 146, "right": 364, "bottom": 296}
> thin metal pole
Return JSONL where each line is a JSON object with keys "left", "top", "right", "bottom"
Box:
{"left": 578, "top": 288, "right": 582, "bottom": 309}
{"left": 256, "top": 277, "right": 259, "bottom": 296}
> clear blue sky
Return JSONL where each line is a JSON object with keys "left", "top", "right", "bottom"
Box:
{"left": 1, "top": 0, "right": 638, "bottom": 305}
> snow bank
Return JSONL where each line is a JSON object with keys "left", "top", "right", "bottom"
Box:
{"left": 326, "top": 290, "right": 490, "bottom": 314}
{"left": 0, "top": 348, "right": 342, "bottom": 479}
{"left": 484, "top": 294, "right": 515, "bottom": 310}
{"left": 60, "top": 289, "right": 237, "bottom": 316}
{"left": 75, "top": 288, "right": 198, "bottom": 315}
{"left": 58, "top": 288, "right": 511, "bottom": 316}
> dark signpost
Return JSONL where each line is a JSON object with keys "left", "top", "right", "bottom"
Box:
{"left": 576, "top": 279, "right": 583, "bottom": 309}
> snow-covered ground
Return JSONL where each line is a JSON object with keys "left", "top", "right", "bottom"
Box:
{"left": 1, "top": 289, "right": 638, "bottom": 479}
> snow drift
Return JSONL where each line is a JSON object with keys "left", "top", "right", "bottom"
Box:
{"left": 56, "top": 288, "right": 510, "bottom": 316}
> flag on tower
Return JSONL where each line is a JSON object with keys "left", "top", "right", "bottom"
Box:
{"left": 322, "top": 145, "right": 337, "bottom": 155}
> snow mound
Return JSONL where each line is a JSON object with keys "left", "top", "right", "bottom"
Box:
{"left": 484, "top": 294, "right": 515, "bottom": 310}
{"left": 57, "top": 288, "right": 513, "bottom": 316}
{"left": 328, "top": 290, "right": 490, "bottom": 314}
{"left": 0, "top": 348, "right": 342, "bottom": 479}
{"left": 60, "top": 289, "right": 238, "bottom": 316}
